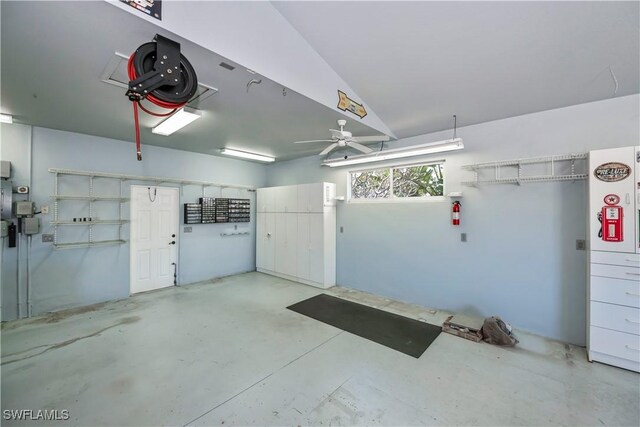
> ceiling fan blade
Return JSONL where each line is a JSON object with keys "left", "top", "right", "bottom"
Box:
{"left": 293, "top": 139, "right": 334, "bottom": 144}
{"left": 351, "top": 135, "right": 391, "bottom": 143}
{"left": 319, "top": 143, "right": 339, "bottom": 156}
{"left": 347, "top": 141, "right": 374, "bottom": 154}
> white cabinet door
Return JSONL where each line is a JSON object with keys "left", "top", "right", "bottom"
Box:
{"left": 589, "top": 147, "right": 636, "bottom": 253}
{"left": 297, "top": 184, "right": 311, "bottom": 213}
{"left": 257, "top": 188, "right": 276, "bottom": 213}
{"left": 256, "top": 213, "right": 265, "bottom": 269}
{"left": 297, "top": 213, "right": 310, "bottom": 280}
{"left": 309, "top": 213, "right": 325, "bottom": 283}
{"left": 257, "top": 213, "right": 275, "bottom": 271}
{"left": 275, "top": 186, "right": 298, "bottom": 212}
{"left": 275, "top": 213, "right": 297, "bottom": 276}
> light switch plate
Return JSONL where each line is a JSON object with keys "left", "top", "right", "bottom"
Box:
{"left": 184, "top": 226, "right": 193, "bottom": 233}
{"left": 42, "top": 234, "right": 54, "bottom": 242}
{"left": 576, "top": 239, "right": 586, "bottom": 250}
{"left": 41, "top": 204, "right": 49, "bottom": 214}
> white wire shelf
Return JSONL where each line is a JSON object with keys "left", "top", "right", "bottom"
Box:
{"left": 50, "top": 220, "right": 129, "bottom": 225}
{"left": 51, "top": 195, "right": 130, "bottom": 201}
{"left": 48, "top": 168, "right": 255, "bottom": 190}
{"left": 461, "top": 153, "right": 587, "bottom": 170}
{"left": 461, "top": 152, "right": 587, "bottom": 187}
{"left": 53, "top": 240, "right": 127, "bottom": 250}
{"left": 461, "top": 174, "right": 588, "bottom": 186}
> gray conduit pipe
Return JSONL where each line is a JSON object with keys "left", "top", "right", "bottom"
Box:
{"left": 27, "top": 235, "right": 31, "bottom": 317}
{"left": 16, "top": 234, "right": 21, "bottom": 318}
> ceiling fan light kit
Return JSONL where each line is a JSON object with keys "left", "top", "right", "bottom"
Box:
{"left": 152, "top": 107, "right": 202, "bottom": 136}
{"left": 220, "top": 148, "right": 275, "bottom": 163}
{"left": 321, "top": 138, "right": 464, "bottom": 167}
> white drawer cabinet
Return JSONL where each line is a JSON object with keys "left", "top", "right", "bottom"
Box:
{"left": 589, "top": 327, "right": 640, "bottom": 372}
{"left": 590, "top": 263, "right": 640, "bottom": 281}
{"left": 591, "top": 251, "right": 640, "bottom": 267}
{"left": 590, "top": 276, "right": 640, "bottom": 308}
{"left": 590, "top": 302, "right": 640, "bottom": 335}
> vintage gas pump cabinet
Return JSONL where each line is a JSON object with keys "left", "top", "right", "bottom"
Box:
{"left": 587, "top": 146, "right": 640, "bottom": 372}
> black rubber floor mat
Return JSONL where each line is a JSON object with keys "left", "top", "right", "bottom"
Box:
{"left": 287, "top": 294, "right": 441, "bottom": 358}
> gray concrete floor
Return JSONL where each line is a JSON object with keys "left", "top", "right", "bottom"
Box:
{"left": 1, "top": 272, "right": 639, "bottom": 426}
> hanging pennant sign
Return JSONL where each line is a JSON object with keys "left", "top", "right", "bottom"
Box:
{"left": 120, "top": 0, "right": 162, "bottom": 20}
{"left": 594, "top": 162, "right": 631, "bottom": 182}
{"left": 337, "top": 90, "right": 367, "bottom": 119}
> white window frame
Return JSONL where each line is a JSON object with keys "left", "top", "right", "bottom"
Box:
{"left": 347, "top": 160, "right": 447, "bottom": 203}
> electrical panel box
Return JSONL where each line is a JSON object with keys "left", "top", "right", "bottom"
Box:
{"left": 1, "top": 180, "right": 12, "bottom": 219}
{"left": 23, "top": 217, "right": 40, "bottom": 235}
{"left": 0, "top": 161, "right": 10, "bottom": 179}
{"left": 14, "top": 201, "right": 35, "bottom": 217}
{"left": 0, "top": 220, "right": 8, "bottom": 237}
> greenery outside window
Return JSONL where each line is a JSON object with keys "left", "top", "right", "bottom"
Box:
{"left": 349, "top": 162, "right": 445, "bottom": 202}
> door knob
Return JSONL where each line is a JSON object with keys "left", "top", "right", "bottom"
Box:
{"left": 172, "top": 234, "right": 176, "bottom": 238}
{"left": 169, "top": 241, "right": 176, "bottom": 245}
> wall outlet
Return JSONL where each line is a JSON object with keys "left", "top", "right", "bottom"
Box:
{"left": 41, "top": 204, "right": 49, "bottom": 214}
{"left": 184, "top": 226, "right": 193, "bottom": 233}
{"left": 461, "top": 233, "right": 467, "bottom": 242}
{"left": 340, "top": 226, "right": 344, "bottom": 233}
{"left": 576, "top": 239, "right": 586, "bottom": 250}
{"left": 42, "top": 234, "right": 54, "bottom": 242}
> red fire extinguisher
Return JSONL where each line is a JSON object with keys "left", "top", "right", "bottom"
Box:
{"left": 452, "top": 201, "right": 461, "bottom": 226}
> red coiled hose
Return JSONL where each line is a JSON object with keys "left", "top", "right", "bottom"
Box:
{"left": 127, "top": 52, "right": 186, "bottom": 161}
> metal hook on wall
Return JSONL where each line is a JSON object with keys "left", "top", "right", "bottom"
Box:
{"left": 246, "top": 79, "right": 262, "bottom": 93}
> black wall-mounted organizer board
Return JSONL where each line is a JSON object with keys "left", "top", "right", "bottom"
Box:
{"left": 184, "top": 198, "right": 250, "bottom": 224}
{"left": 184, "top": 203, "right": 202, "bottom": 224}
{"left": 228, "top": 199, "right": 251, "bottom": 223}
{"left": 200, "top": 197, "right": 216, "bottom": 223}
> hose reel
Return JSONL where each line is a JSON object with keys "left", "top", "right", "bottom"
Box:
{"left": 126, "top": 34, "right": 198, "bottom": 161}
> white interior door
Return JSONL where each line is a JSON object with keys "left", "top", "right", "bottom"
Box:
{"left": 130, "top": 185, "right": 179, "bottom": 294}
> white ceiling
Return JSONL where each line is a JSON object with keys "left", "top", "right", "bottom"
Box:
{"left": 0, "top": 1, "right": 382, "bottom": 161}
{"left": 273, "top": 1, "right": 640, "bottom": 139}
{"left": 2, "top": 1, "right": 638, "bottom": 162}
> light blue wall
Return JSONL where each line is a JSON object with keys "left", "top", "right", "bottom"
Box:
{"left": 1, "top": 126, "right": 268, "bottom": 320}
{"left": 266, "top": 95, "right": 640, "bottom": 345}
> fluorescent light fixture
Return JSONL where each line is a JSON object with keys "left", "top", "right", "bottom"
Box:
{"left": 152, "top": 107, "right": 201, "bottom": 136}
{"left": 0, "top": 114, "right": 13, "bottom": 124}
{"left": 322, "top": 138, "right": 464, "bottom": 167}
{"left": 220, "top": 148, "right": 275, "bottom": 163}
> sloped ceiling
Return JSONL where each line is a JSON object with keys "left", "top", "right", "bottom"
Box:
{"left": 274, "top": 1, "right": 640, "bottom": 138}
{"left": 0, "top": 1, "right": 385, "bottom": 162}
{"left": 1, "top": 1, "right": 638, "bottom": 162}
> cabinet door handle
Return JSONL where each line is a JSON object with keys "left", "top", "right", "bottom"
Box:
{"left": 625, "top": 318, "right": 640, "bottom": 324}
{"left": 625, "top": 272, "right": 640, "bottom": 276}
{"left": 625, "top": 345, "right": 640, "bottom": 352}
{"left": 267, "top": 233, "right": 271, "bottom": 238}
{"left": 625, "top": 292, "right": 640, "bottom": 297}
{"left": 625, "top": 259, "right": 639, "bottom": 263}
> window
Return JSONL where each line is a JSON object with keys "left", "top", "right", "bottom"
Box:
{"left": 349, "top": 162, "right": 444, "bottom": 201}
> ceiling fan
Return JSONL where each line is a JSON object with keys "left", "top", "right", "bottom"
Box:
{"left": 294, "top": 120, "right": 390, "bottom": 156}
